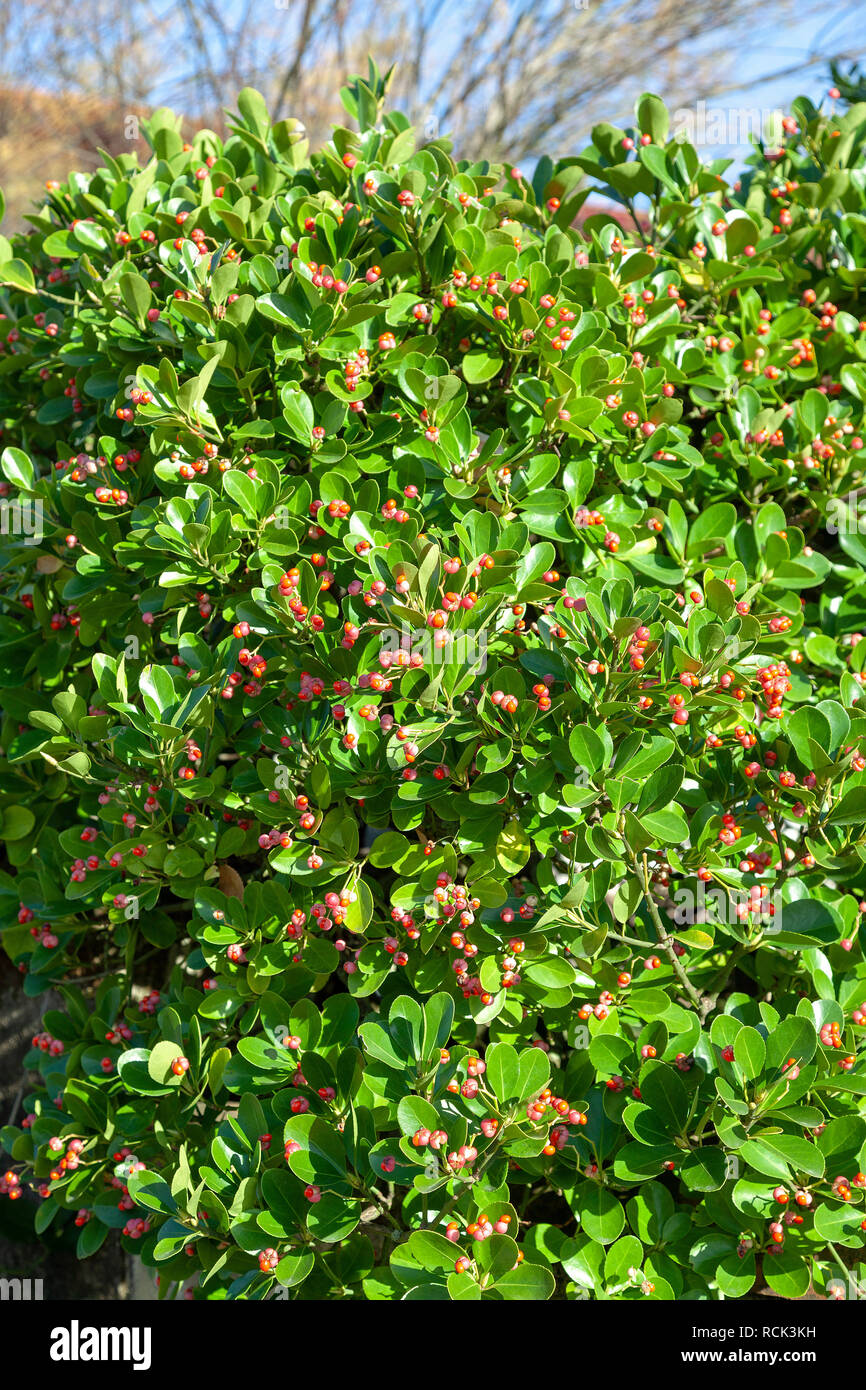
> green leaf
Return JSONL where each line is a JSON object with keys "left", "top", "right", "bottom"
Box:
{"left": 739, "top": 1133, "right": 825, "bottom": 1181}
{"left": 636, "top": 93, "right": 669, "bottom": 143}
{"left": 496, "top": 817, "right": 531, "bottom": 874}
{"left": 687, "top": 503, "right": 737, "bottom": 556}
{"left": 119, "top": 271, "right": 153, "bottom": 325}
{"left": 462, "top": 351, "right": 502, "bottom": 384}
{"left": 765, "top": 1017, "right": 816, "bottom": 1072}
{"left": 680, "top": 1148, "right": 727, "bottom": 1192}
{"left": 396, "top": 1095, "right": 441, "bottom": 1137}
{"left": 574, "top": 1182, "right": 625, "bottom": 1244}
{"left": 495, "top": 1261, "right": 555, "bottom": 1300}
{"left": 423, "top": 992, "right": 455, "bottom": 1057}
{"left": 734, "top": 1026, "right": 766, "bottom": 1081}
{"left": 139, "top": 665, "right": 176, "bottom": 720}
{"left": 798, "top": 389, "right": 828, "bottom": 439}
{"left": 237, "top": 87, "right": 271, "bottom": 138}
{"left": 641, "top": 806, "right": 689, "bottom": 844}
{"left": 486, "top": 1041, "right": 519, "bottom": 1104}
{"left": 568, "top": 725, "right": 605, "bottom": 775}
{"left": 1, "top": 447, "right": 35, "bottom": 490}
{"left": 1, "top": 806, "right": 35, "bottom": 841}
{"left": 829, "top": 786, "right": 866, "bottom": 826}
{"left": 283, "top": 1114, "right": 349, "bottom": 1190}
{"left": 604, "top": 1233, "right": 644, "bottom": 1285}
{"left": 0, "top": 259, "right": 35, "bottom": 293}
{"left": 637, "top": 1062, "right": 689, "bottom": 1133}
{"left": 516, "top": 1046, "right": 551, "bottom": 1101}
{"left": 147, "top": 1040, "right": 185, "bottom": 1085}
{"left": 275, "top": 1250, "right": 315, "bottom": 1288}
{"left": 716, "top": 1249, "right": 756, "bottom": 1298}
{"left": 406, "top": 1229, "right": 462, "bottom": 1273}
{"left": 785, "top": 707, "right": 832, "bottom": 770}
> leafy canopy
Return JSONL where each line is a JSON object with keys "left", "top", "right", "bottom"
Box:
{"left": 0, "top": 63, "right": 865, "bottom": 1301}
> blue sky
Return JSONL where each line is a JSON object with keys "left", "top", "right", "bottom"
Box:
{"left": 671, "top": 4, "right": 865, "bottom": 165}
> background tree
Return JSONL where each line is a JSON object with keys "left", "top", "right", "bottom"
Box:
{"left": 0, "top": 0, "right": 864, "bottom": 224}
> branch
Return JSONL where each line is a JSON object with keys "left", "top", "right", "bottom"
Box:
{"left": 625, "top": 845, "right": 704, "bottom": 1011}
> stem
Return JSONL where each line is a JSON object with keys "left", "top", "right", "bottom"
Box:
{"left": 699, "top": 942, "right": 749, "bottom": 1021}
{"left": 357, "top": 1178, "right": 402, "bottom": 1232}
{"left": 436, "top": 1108, "right": 520, "bottom": 1226}
{"left": 624, "top": 845, "right": 703, "bottom": 1011}
{"left": 828, "top": 1242, "right": 852, "bottom": 1284}
{"left": 768, "top": 803, "right": 792, "bottom": 884}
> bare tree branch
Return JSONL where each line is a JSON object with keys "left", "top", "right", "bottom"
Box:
{"left": 0, "top": 0, "right": 861, "bottom": 228}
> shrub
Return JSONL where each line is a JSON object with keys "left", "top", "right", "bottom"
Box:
{"left": 0, "top": 66, "right": 865, "bottom": 1302}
